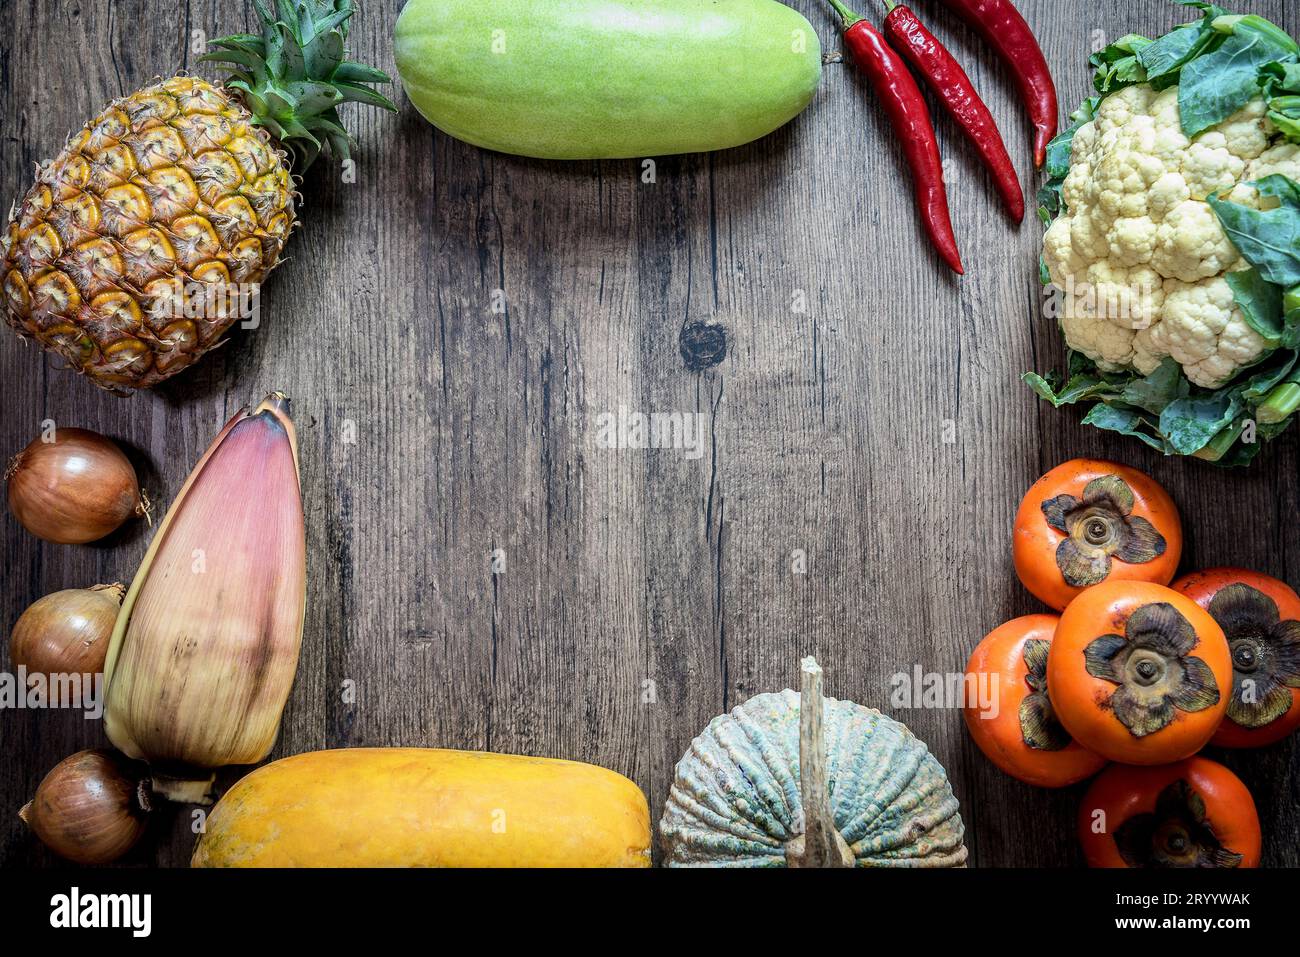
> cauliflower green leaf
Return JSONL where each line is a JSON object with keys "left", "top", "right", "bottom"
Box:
{"left": 1088, "top": 3, "right": 1231, "bottom": 96}
{"left": 1224, "top": 266, "right": 1285, "bottom": 342}
{"left": 1208, "top": 175, "right": 1300, "bottom": 286}
{"left": 1092, "top": 35, "right": 1157, "bottom": 94}
{"left": 1179, "top": 16, "right": 1299, "bottom": 136}
{"left": 1264, "top": 62, "right": 1300, "bottom": 137}
{"left": 1140, "top": 4, "right": 1231, "bottom": 86}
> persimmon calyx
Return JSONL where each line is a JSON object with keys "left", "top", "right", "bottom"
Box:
{"left": 1113, "top": 780, "right": 1243, "bottom": 868}
{"left": 1018, "top": 638, "right": 1071, "bottom": 751}
{"left": 1207, "top": 583, "right": 1300, "bottom": 729}
{"left": 1042, "top": 475, "right": 1166, "bottom": 587}
{"left": 1084, "top": 602, "right": 1220, "bottom": 738}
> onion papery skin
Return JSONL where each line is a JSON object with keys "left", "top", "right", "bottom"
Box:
{"left": 6, "top": 429, "right": 143, "bottom": 544}
{"left": 9, "top": 584, "right": 125, "bottom": 676}
{"left": 22, "top": 749, "right": 152, "bottom": 865}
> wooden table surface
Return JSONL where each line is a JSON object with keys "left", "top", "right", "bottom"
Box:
{"left": 2, "top": 0, "right": 1297, "bottom": 868}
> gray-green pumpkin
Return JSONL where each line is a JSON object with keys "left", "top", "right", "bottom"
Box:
{"left": 661, "top": 658, "right": 968, "bottom": 867}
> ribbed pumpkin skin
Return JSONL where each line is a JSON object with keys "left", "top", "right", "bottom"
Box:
{"left": 661, "top": 690, "right": 968, "bottom": 867}
{"left": 192, "top": 748, "right": 652, "bottom": 868}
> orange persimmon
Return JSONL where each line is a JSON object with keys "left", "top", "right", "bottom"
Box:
{"left": 1013, "top": 459, "right": 1182, "bottom": 611}
{"left": 1047, "top": 581, "right": 1230, "bottom": 765}
{"left": 1173, "top": 568, "right": 1300, "bottom": 749}
{"left": 964, "top": 615, "right": 1108, "bottom": 787}
{"left": 1078, "top": 757, "right": 1260, "bottom": 868}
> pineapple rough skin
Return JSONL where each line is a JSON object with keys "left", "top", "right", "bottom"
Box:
{"left": 1, "top": 76, "right": 297, "bottom": 390}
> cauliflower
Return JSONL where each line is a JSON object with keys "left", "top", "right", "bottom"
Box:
{"left": 1042, "top": 83, "right": 1282, "bottom": 388}
{"left": 1032, "top": 5, "right": 1300, "bottom": 464}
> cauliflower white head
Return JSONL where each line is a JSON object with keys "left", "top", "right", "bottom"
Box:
{"left": 1043, "top": 84, "right": 1300, "bottom": 388}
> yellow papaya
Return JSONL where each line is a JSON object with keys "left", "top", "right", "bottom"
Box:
{"left": 191, "top": 748, "right": 651, "bottom": 867}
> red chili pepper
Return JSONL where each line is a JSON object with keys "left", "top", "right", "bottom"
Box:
{"left": 933, "top": 0, "right": 1057, "bottom": 168}
{"left": 828, "top": 0, "right": 963, "bottom": 275}
{"left": 881, "top": 1, "right": 1024, "bottom": 222}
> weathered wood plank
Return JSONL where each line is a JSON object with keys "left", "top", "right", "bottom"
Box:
{"left": 1, "top": 0, "right": 1296, "bottom": 869}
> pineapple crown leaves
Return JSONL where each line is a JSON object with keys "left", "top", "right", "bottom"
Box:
{"left": 200, "top": 0, "right": 397, "bottom": 169}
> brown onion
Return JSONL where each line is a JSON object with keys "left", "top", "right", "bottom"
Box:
{"left": 6, "top": 428, "right": 147, "bottom": 543}
{"left": 21, "top": 749, "right": 152, "bottom": 864}
{"left": 9, "top": 583, "right": 125, "bottom": 676}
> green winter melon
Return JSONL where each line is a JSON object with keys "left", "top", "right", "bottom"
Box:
{"left": 393, "top": 0, "right": 822, "bottom": 159}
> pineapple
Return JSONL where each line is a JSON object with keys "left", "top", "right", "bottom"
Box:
{"left": 1, "top": 0, "right": 395, "bottom": 391}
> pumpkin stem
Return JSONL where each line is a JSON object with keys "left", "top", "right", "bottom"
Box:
{"left": 787, "top": 657, "right": 854, "bottom": 868}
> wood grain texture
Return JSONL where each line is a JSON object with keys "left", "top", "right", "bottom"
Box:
{"left": 1, "top": 0, "right": 1296, "bottom": 868}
